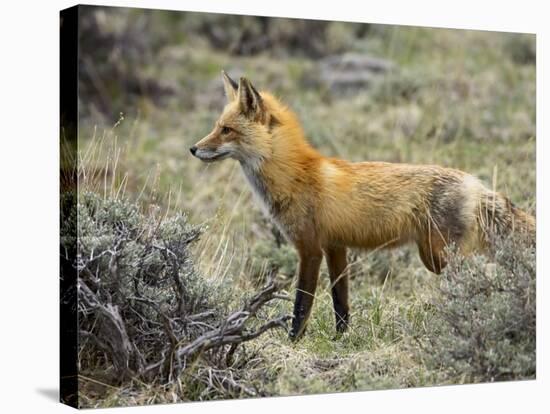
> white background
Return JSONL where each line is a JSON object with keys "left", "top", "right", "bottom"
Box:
{"left": 0, "top": 0, "right": 547, "bottom": 412}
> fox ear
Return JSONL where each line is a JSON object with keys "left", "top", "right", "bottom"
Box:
{"left": 237, "top": 77, "right": 265, "bottom": 122}
{"left": 222, "top": 70, "right": 238, "bottom": 102}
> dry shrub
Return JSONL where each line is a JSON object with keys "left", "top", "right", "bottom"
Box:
{"left": 418, "top": 232, "right": 536, "bottom": 383}
{"left": 67, "top": 192, "right": 290, "bottom": 406}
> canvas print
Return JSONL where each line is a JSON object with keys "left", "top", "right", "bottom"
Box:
{"left": 60, "top": 5, "right": 536, "bottom": 409}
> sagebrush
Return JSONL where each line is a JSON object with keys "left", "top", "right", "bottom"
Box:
{"left": 70, "top": 192, "right": 290, "bottom": 407}
{"left": 417, "top": 233, "right": 536, "bottom": 383}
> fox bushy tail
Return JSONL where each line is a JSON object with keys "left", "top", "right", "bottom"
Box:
{"left": 478, "top": 189, "right": 535, "bottom": 244}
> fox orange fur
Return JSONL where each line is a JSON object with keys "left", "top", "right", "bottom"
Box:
{"left": 191, "top": 71, "right": 535, "bottom": 340}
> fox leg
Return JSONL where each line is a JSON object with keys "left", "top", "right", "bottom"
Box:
{"left": 324, "top": 246, "right": 350, "bottom": 334}
{"left": 417, "top": 232, "right": 448, "bottom": 274}
{"left": 289, "top": 243, "right": 323, "bottom": 341}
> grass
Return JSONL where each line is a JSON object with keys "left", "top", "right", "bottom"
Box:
{"left": 74, "top": 9, "right": 535, "bottom": 407}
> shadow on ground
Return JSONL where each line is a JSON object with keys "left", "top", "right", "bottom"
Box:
{"left": 36, "top": 388, "right": 58, "bottom": 403}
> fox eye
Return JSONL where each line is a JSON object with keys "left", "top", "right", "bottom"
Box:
{"left": 221, "top": 126, "right": 232, "bottom": 135}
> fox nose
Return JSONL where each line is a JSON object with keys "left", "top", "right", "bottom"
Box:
{"left": 189, "top": 146, "right": 197, "bottom": 156}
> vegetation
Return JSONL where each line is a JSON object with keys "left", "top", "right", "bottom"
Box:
{"left": 72, "top": 6, "right": 536, "bottom": 408}
{"left": 419, "top": 234, "right": 536, "bottom": 384}
{"left": 71, "top": 191, "right": 293, "bottom": 407}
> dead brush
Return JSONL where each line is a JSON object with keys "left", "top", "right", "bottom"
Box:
{"left": 413, "top": 229, "right": 536, "bottom": 383}
{"left": 69, "top": 192, "right": 292, "bottom": 403}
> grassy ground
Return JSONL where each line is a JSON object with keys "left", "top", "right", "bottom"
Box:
{"left": 76, "top": 10, "right": 535, "bottom": 407}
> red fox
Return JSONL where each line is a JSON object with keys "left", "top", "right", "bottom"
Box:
{"left": 191, "top": 71, "right": 536, "bottom": 340}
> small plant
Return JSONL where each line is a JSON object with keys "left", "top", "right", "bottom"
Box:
{"left": 417, "top": 232, "right": 536, "bottom": 383}
{"left": 250, "top": 239, "right": 298, "bottom": 285}
{"left": 504, "top": 34, "right": 536, "bottom": 65}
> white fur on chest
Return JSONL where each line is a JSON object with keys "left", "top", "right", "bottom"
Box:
{"left": 240, "top": 162, "right": 274, "bottom": 217}
{"left": 239, "top": 162, "right": 301, "bottom": 241}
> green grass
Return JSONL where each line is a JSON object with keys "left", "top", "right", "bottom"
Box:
{"left": 75, "top": 14, "right": 535, "bottom": 407}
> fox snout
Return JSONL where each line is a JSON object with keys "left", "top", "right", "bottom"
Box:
{"left": 189, "top": 135, "right": 232, "bottom": 162}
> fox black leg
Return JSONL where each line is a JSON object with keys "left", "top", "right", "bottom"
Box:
{"left": 324, "top": 246, "right": 350, "bottom": 335}
{"left": 289, "top": 246, "right": 322, "bottom": 341}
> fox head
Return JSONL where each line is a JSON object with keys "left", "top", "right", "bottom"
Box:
{"left": 190, "top": 71, "right": 276, "bottom": 168}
